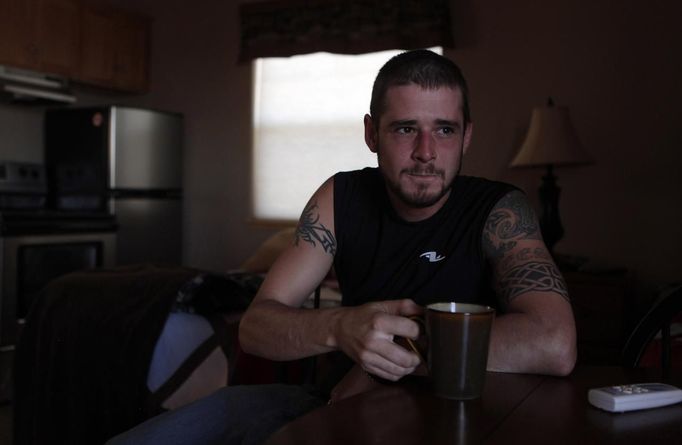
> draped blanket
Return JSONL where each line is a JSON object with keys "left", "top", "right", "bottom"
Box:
{"left": 13, "top": 264, "right": 256, "bottom": 445}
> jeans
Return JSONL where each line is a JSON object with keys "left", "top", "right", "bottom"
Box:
{"left": 105, "top": 384, "right": 326, "bottom": 445}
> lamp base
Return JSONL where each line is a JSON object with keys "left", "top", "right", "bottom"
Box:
{"left": 538, "top": 164, "right": 564, "bottom": 254}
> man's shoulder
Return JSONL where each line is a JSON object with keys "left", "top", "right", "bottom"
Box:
{"left": 334, "top": 167, "right": 378, "bottom": 180}
{"left": 334, "top": 167, "right": 381, "bottom": 194}
{"left": 454, "top": 175, "right": 519, "bottom": 200}
{"left": 457, "top": 175, "right": 516, "bottom": 189}
{"left": 448, "top": 176, "right": 521, "bottom": 234}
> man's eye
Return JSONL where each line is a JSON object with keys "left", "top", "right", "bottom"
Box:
{"left": 396, "top": 127, "right": 415, "bottom": 134}
{"left": 437, "top": 127, "right": 455, "bottom": 136}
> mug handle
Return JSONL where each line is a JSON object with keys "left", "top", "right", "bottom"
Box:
{"left": 405, "top": 315, "right": 427, "bottom": 366}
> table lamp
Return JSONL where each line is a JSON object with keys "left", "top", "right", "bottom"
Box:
{"left": 510, "top": 99, "right": 592, "bottom": 253}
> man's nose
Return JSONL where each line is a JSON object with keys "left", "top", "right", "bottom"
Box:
{"left": 412, "top": 132, "right": 436, "bottom": 162}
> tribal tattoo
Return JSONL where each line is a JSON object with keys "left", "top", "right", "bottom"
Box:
{"left": 295, "top": 199, "right": 336, "bottom": 256}
{"left": 483, "top": 191, "right": 569, "bottom": 306}
{"left": 483, "top": 191, "right": 542, "bottom": 258}
{"left": 498, "top": 261, "right": 569, "bottom": 304}
{"left": 499, "top": 247, "right": 552, "bottom": 272}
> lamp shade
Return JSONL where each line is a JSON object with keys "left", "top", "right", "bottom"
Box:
{"left": 510, "top": 104, "right": 592, "bottom": 168}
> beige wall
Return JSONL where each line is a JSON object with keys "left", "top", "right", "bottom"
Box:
{"left": 1, "top": 0, "right": 680, "bottom": 296}
{"left": 451, "top": 0, "right": 681, "bottom": 290}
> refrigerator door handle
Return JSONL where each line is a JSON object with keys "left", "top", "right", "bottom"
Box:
{"left": 108, "top": 188, "right": 183, "bottom": 199}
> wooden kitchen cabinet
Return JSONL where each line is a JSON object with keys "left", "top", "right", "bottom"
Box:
{"left": 0, "top": 0, "right": 37, "bottom": 70}
{"left": 39, "top": 0, "right": 81, "bottom": 76}
{"left": 0, "top": 0, "right": 80, "bottom": 77}
{"left": 0, "top": 0, "right": 150, "bottom": 93}
{"left": 77, "top": 5, "right": 150, "bottom": 93}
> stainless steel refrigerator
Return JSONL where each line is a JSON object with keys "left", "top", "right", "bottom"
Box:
{"left": 44, "top": 106, "right": 183, "bottom": 266}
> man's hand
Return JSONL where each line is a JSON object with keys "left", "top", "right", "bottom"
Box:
{"left": 332, "top": 299, "right": 424, "bottom": 381}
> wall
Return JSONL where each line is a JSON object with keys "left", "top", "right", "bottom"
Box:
{"left": 0, "top": 106, "right": 44, "bottom": 162}
{"left": 452, "top": 0, "right": 681, "bottom": 293}
{"left": 1, "top": 0, "right": 679, "bottom": 298}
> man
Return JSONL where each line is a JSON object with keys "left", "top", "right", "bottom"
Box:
{"left": 108, "top": 49, "right": 575, "bottom": 445}
{"left": 239, "top": 49, "right": 575, "bottom": 379}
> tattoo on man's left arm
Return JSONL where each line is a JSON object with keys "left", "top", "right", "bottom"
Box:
{"left": 295, "top": 199, "right": 336, "bottom": 255}
{"left": 497, "top": 260, "right": 569, "bottom": 303}
{"left": 483, "top": 191, "right": 569, "bottom": 306}
{"left": 483, "top": 191, "right": 542, "bottom": 258}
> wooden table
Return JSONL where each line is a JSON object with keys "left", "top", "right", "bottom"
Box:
{"left": 266, "top": 366, "right": 682, "bottom": 444}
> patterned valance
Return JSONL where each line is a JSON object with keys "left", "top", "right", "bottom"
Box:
{"left": 238, "top": 0, "right": 454, "bottom": 61}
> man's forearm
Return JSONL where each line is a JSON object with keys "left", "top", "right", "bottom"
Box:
{"left": 486, "top": 300, "right": 577, "bottom": 376}
{"left": 239, "top": 299, "right": 343, "bottom": 361}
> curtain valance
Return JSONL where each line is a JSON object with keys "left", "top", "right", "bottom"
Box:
{"left": 239, "top": 0, "right": 454, "bottom": 61}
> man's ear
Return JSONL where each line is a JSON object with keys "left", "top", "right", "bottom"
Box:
{"left": 364, "top": 114, "right": 378, "bottom": 153}
{"left": 463, "top": 122, "right": 473, "bottom": 155}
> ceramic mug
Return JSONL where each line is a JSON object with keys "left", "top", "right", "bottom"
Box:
{"left": 407, "top": 302, "right": 495, "bottom": 400}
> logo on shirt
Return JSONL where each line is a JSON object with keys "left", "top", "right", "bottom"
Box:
{"left": 419, "top": 251, "right": 445, "bottom": 263}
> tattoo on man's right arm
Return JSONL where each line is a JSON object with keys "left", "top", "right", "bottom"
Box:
{"left": 295, "top": 199, "right": 336, "bottom": 256}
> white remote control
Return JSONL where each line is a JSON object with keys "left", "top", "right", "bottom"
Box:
{"left": 588, "top": 383, "right": 682, "bottom": 412}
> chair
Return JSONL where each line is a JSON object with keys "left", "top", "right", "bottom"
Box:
{"left": 622, "top": 284, "right": 682, "bottom": 376}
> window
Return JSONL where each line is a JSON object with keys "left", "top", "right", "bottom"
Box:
{"left": 251, "top": 48, "right": 442, "bottom": 222}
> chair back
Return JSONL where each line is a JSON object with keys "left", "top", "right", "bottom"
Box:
{"left": 622, "top": 284, "right": 682, "bottom": 376}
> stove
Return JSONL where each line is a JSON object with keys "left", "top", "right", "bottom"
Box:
{"left": 0, "top": 161, "right": 117, "bottom": 402}
{"left": 0, "top": 161, "right": 46, "bottom": 210}
{"left": 0, "top": 161, "right": 117, "bottom": 234}
{"left": 1, "top": 210, "right": 118, "bottom": 235}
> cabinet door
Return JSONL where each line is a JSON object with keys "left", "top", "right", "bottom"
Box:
{"left": 36, "top": 0, "right": 80, "bottom": 76}
{"left": 0, "top": 0, "right": 79, "bottom": 75}
{"left": 564, "top": 269, "right": 635, "bottom": 365}
{"left": 112, "top": 15, "right": 149, "bottom": 93}
{"left": 0, "top": 0, "right": 41, "bottom": 70}
{"left": 78, "top": 6, "right": 149, "bottom": 92}
{"left": 78, "top": 6, "right": 117, "bottom": 86}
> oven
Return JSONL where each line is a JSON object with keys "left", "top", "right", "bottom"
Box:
{"left": 0, "top": 162, "right": 117, "bottom": 401}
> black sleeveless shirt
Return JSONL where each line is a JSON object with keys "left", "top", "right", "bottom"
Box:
{"left": 333, "top": 168, "right": 517, "bottom": 309}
